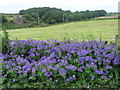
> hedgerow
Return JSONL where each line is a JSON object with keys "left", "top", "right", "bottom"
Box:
{"left": 1, "top": 39, "right": 120, "bottom": 88}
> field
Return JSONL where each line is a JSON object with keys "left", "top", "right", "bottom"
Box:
{"left": 3, "top": 23, "right": 28, "bottom": 30}
{"left": 2, "top": 19, "right": 120, "bottom": 88}
{"left": 7, "top": 19, "right": 118, "bottom": 41}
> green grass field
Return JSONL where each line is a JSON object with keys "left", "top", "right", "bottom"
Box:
{"left": 7, "top": 19, "right": 118, "bottom": 41}
{"left": 3, "top": 23, "right": 28, "bottom": 30}
{"left": 6, "top": 17, "right": 14, "bottom": 21}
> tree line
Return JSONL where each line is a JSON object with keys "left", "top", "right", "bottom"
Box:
{"left": 19, "top": 7, "right": 107, "bottom": 25}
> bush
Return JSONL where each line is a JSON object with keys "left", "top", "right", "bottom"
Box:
{"left": 1, "top": 39, "right": 120, "bottom": 88}
{"left": 0, "top": 15, "right": 8, "bottom": 23}
{"left": 9, "top": 20, "right": 14, "bottom": 23}
{"left": 2, "top": 29, "right": 9, "bottom": 54}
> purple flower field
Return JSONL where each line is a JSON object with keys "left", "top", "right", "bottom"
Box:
{"left": 1, "top": 39, "right": 120, "bottom": 88}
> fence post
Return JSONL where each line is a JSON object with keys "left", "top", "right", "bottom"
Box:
{"left": 115, "top": 35, "right": 119, "bottom": 48}
{"left": 117, "top": 2, "right": 120, "bottom": 65}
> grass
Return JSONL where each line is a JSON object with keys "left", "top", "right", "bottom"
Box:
{"left": 6, "top": 19, "right": 118, "bottom": 42}
{"left": 6, "top": 17, "right": 14, "bottom": 21}
{"left": 3, "top": 23, "right": 28, "bottom": 30}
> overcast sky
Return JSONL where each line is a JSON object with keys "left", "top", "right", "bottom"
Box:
{"left": 0, "top": 0, "right": 119, "bottom": 13}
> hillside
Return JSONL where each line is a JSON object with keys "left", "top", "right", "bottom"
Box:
{"left": 7, "top": 19, "right": 117, "bottom": 42}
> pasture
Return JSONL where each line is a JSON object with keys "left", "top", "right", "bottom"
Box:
{"left": 7, "top": 19, "right": 118, "bottom": 41}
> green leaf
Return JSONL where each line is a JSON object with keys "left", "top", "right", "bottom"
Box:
{"left": 29, "top": 76, "right": 36, "bottom": 80}
{"left": 19, "top": 75, "right": 24, "bottom": 78}
{"left": 82, "top": 80, "right": 86, "bottom": 84}
{"left": 76, "top": 81, "right": 82, "bottom": 87}
{"left": 37, "top": 71, "right": 43, "bottom": 76}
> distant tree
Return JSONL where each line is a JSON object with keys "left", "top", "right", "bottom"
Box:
{"left": 19, "top": 10, "right": 26, "bottom": 15}
{"left": 0, "top": 15, "right": 8, "bottom": 23}
{"left": 67, "top": 14, "right": 75, "bottom": 21}
{"left": 9, "top": 20, "right": 14, "bottom": 23}
{"left": 19, "top": 7, "right": 107, "bottom": 25}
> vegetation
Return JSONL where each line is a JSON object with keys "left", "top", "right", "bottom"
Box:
{"left": 0, "top": 14, "right": 28, "bottom": 29}
{"left": 2, "top": 39, "right": 120, "bottom": 88}
{"left": 1, "top": 7, "right": 119, "bottom": 88}
{"left": 1, "top": 28, "right": 9, "bottom": 54}
{"left": 7, "top": 19, "right": 117, "bottom": 42}
{"left": 0, "top": 14, "right": 8, "bottom": 23}
{"left": 19, "top": 7, "right": 107, "bottom": 25}
{"left": 2, "top": 23, "right": 28, "bottom": 30}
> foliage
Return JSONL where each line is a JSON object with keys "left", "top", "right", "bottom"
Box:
{"left": 2, "top": 28, "right": 9, "bottom": 54}
{"left": 1, "top": 39, "right": 120, "bottom": 88}
{"left": 19, "top": 7, "right": 107, "bottom": 24}
{"left": 0, "top": 14, "right": 8, "bottom": 23}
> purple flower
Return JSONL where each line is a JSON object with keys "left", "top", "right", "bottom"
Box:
{"left": 60, "top": 60, "right": 68, "bottom": 66}
{"left": 85, "top": 56, "right": 91, "bottom": 61}
{"left": 44, "top": 71, "right": 52, "bottom": 77}
{"left": 94, "top": 69, "right": 103, "bottom": 74}
{"left": 23, "top": 70, "right": 27, "bottom": 74}
{"left": 3, "top": 74, "right": 7, "bottom": 77}
{"left": 81, "top": 50, "right": 88, "bottom": 55}
{"left": 113, "top": 58, "right": 120, "bottom": 64}
{"left": 36, "top": 52, "right": 40, "bottom": 56}
{"left": 32, "top": 68, "right": 36, "bottom": 72}
{"left": 105, "top": 76, "right": 108, "bottom": 79}
{"left": 50, "top": 78, "right": 52, "bottom": 80}
{"left": 73, "top": 75, "right": 76, "bottom": 80}
{"left": 48, "top": 66, "right": 53, "bottom": 69}
{"left": 98, "top": 62, "right": 101, "bottom": 65}
{"left": 103, "top": 59, "right": 111, "bottom": 63}
{"left": 18, "top": 71, "right": 22, "bottom": 74}
{"left": 91, "top": 76, "right": 95, "bottom": 80}
{"left": 59, "top": 68, "right": 67, "bottom": 76}
{"left": 13, "top": 79, "right": 16, "bottom": 82}
{"left": 86, "top": 64, "right": 90, "bottom": 68}
{"left": 109, "top": 76, "right": 113, "bottom": 78}
{"left": 105, "top": 71, "right": 109, "bottom": 74}
{"left": 5, "top": 65, "right": 11, "bottom": 69}
{"left": 90, "top": 62, "right": 97, "bottom": 68}
{"left": 106, "top": 65, "right": 112, "bottom": 69}
{"left": 97, "top": 57, "right": 102, "bottom": 60}
{"left": 73, "top": 75, "right": 75, "bottom": 78}
{"left": 37, "top": 82, "right": 40, "bottom": 84}
{"left": 78, "top": 66, "right": 84, "bottom": 72}
{"left": 100, "top": 76, "right": 104, "bottom": 79}
{"left": 32, "top": 74, "right": 36, "bottom": 77}
{"left": 2, "top": 39, "right": 119, "bottom": 86}
{"left": 64, "top": 76, "right": 73, "bottom": 82}
{"left": 79, "top": 57, "right": 85, "bottom": 61}
{"left": 66, "top": 65, "right": 76, "bottom": 71}
{"left": 53, "top": 67, "right": 59, "bottom": 71}
{"left": 42, "top": 69, "right": 47, "bottom": 72}
{"left": 70, "top": 50, "right": 75, "bottom": 53}
{"left": 49, "top": 53, "right": 55, "bottom": 58}
{"left": 11, "top": 63, "right": 16, "bottom": 66}
{"left": 30, "top": 53, "right": 35, "bottom": 57}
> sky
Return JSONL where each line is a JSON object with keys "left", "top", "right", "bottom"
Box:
{"left": 0, "top": 0, "right": 119, "bottom": 13}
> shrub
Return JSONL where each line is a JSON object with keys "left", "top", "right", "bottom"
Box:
{"left": 2, "top": 29, "right": 9, "bottom": 54}
{"left": 1, "top": 39, "right": 120, "bottom": 88}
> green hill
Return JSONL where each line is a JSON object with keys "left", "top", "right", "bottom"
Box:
{"left": 7, "top": 19, "right": 118, "bottom": 42}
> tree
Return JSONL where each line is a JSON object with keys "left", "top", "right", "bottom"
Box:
{"left": 19, "top": 7, "right": 107, "bottom": 25}
{"left": 0, "top": 15, "right": 8, "bottom": 23}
